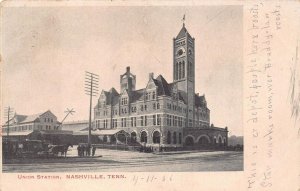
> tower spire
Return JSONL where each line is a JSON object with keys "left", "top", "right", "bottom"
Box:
{"left": 182, "top": 14, "right": 185, "bottom": 27}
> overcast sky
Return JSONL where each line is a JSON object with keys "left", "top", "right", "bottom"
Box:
{"left": 2, "top": 6, "right": 243, "bottom": 136}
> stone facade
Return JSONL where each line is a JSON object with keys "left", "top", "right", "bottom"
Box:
{"left": 94, "top": 24, "right": 228, "bottom": 149}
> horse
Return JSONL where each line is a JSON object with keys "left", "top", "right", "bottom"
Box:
{"left": 50, "top": 144, "right": 73, "bottom": 157}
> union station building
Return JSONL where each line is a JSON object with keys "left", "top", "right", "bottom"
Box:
{"left": 93, "top": 24, "right": 228, "bottom": 149}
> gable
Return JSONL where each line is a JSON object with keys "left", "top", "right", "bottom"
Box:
{"left": 146, "top": 78, "right": 157, "bottom": 90}
{"left": 40, "top": 110, "right": 57, "bottom": 120}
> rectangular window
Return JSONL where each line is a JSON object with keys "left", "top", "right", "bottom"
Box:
{"left": 113, "top": 119, "right": 116, "bottom": 128}
{"left": 189, "top": 119, "right": 192, "bottom": 127}
{"left": 141, "top": 116, "right": 144, "bottom": 126}
{"left": 134, "top": 117, "right": 136, "bottom": 127}
{"left": 173, "top": 115, "right": 175, "bottom": 126}
{"left": 124, "top": 118, "right": 126, "bottom": 127}
{"left": 157, "top": 114, "right": 161, "bottom": 125}
{"left": 153, "top": 115, "right": 156, "bottom": 125}
{"left": 167, "top": 115, "right": 171, "bottom": 126}
{"left": 153, "top": 103, "right": 156, "bottom": 110}
{"left": 152, "top": 91, "right": 156, "bottom": 99}
{"left": 145, "top": 116, "right": 147, "bottom": 126}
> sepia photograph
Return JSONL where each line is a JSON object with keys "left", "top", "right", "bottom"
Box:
{"left": 1, "top": 5, "right": 244, "bottom": 173}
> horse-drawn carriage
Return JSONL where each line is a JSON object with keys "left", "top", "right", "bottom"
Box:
{"left": 2, "top": 139, "right": 73, "bottom": 159}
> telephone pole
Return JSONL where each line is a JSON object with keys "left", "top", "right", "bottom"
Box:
{"left": 4, "top": 106, "right": 14, "bottom": 139}
{"left": 85, "top": 71, "right": 99, "bottom": 147}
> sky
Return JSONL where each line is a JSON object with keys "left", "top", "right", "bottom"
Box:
{"left": 2, "top": 6, "right": 243, "bottom": 136}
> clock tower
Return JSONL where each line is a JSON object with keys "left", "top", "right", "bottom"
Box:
{"left": 173, "top": 23, "right": 195, "bottom": 127}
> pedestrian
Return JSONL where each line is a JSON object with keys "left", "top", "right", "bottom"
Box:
{"left": 84, "top": 145, "right": 87, "bottom": 156}
{"left": 81, "top": 145, "right": 84, "bottom": 157}
{"left": 92, "top": 146, "right": 96, "bottom": 156}
{"left": 86, "top": 145, "right": 91, "bottom": 156}
{"left": 77, "top": 145, "right": 80, "bottom": 157}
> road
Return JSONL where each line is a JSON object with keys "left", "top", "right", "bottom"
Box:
{"left": 2, "top": 147, "right": 243, "bottom": 172}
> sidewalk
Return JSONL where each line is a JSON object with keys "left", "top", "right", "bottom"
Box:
{"left": 152, "top": 150, "right": 217, "bottom": 155}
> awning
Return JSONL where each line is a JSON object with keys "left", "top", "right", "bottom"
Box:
{"left": 38, "top": 130, "right": 73, "bottom": 135}
{"left": 93, "top": 129, "right": 129, "bottom": 136}
{"left": 72, "top": 129, "right": 130, "bottom": 136}
{"left": 73, "top": 131, "right": 89, "bottom": 136}
{"left": 3, "top": 131, "right": 33, "bottom": 136}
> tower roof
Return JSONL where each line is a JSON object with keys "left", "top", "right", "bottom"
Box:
{"left": 176, "top": 24, "right": 192, "bottom": 39}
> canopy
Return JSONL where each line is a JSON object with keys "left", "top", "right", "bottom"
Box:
{"left": 93, "top": 129, "right": 129, "bottom": 136}
{"left": 3, "top": 131, "right": 33, "bottom": 136}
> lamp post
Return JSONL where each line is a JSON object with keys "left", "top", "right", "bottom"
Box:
{"left": 85, "top": 71, "right": 99, "bottom": 147}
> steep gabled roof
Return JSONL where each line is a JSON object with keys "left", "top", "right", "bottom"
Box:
{"left": 155, "top": 75, "right": 171, "bottom": 96}
{"left": 131, "top": 88, "right": 145, "bottom": 102}
{"left": 95, "top": 88, "right": 121, "bottom": 108}
{"left": 109, "top": 87, "right": 119, "bottom": 96}
{"left": 4, "top": 110, "right": 53, "bottom": 126}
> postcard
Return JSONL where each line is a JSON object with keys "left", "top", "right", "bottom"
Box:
{"left": 0, "top": 1, "right": 299, "bottom": 191}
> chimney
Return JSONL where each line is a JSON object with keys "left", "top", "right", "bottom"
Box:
{"left": 126, "top": 66, "right": 130, "bottom": 73}
{"left": 149, "top": 72, "right": 154, "bottom": 80}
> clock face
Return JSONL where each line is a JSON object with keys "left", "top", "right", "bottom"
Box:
{"left": 176, "top": 47, "right": 186, "bottom": 57}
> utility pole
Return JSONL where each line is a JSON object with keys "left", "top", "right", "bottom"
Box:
{"left": 85, "top": 71, "right": 99, "bottom": 147}
{"left": 4, "top": 106, "right": 14, "bottom": 140}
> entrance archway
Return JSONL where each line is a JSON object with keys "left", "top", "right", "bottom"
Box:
{"left": 167, "top": 131, "right": 171, "bottom": 144}
{"left": 152, "top": 131, "right": 160, "bottom": 144}
{"left": 198, "top": 135, "right": 210, "bottom": 145}
{"left": 184, "top": 136, "right": 195, "bottom": 146}
{"left": 218, "top": 135, "right": 223, "bottom": 146}
{"left": 173, "top": 132, "right": 177, "bottom": 144}
{"left": 140, "top": 131, "right": 147, "bottom": 143}
{"left": 130, "top": 132, "right": 137, "bottom": 143}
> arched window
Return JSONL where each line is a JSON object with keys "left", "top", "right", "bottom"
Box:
{"left": 178, "top": 62, "right": 182, "bottom": 80}
{"left": 179, "top": 133, "right": 182, "bottom": 144}
{"left": 173, "top": 132, "right": 177, "bottom": 144}
{"left": 167, "top": 131, "right": 171, "bottom": 144}
{"left": 157, "top": 103, "right": 160, "bottom": 109}
{"left": 175, "top": 62, "right": 178, "bottom": 80}
{"left": 141, "top": 131, "right": 147, "bottom": 143}
{"left": 152, "top": 131, "right": 160, "bottom": 144}
{"left": 182, "top": 61, "right": 185, "bottom": 78}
